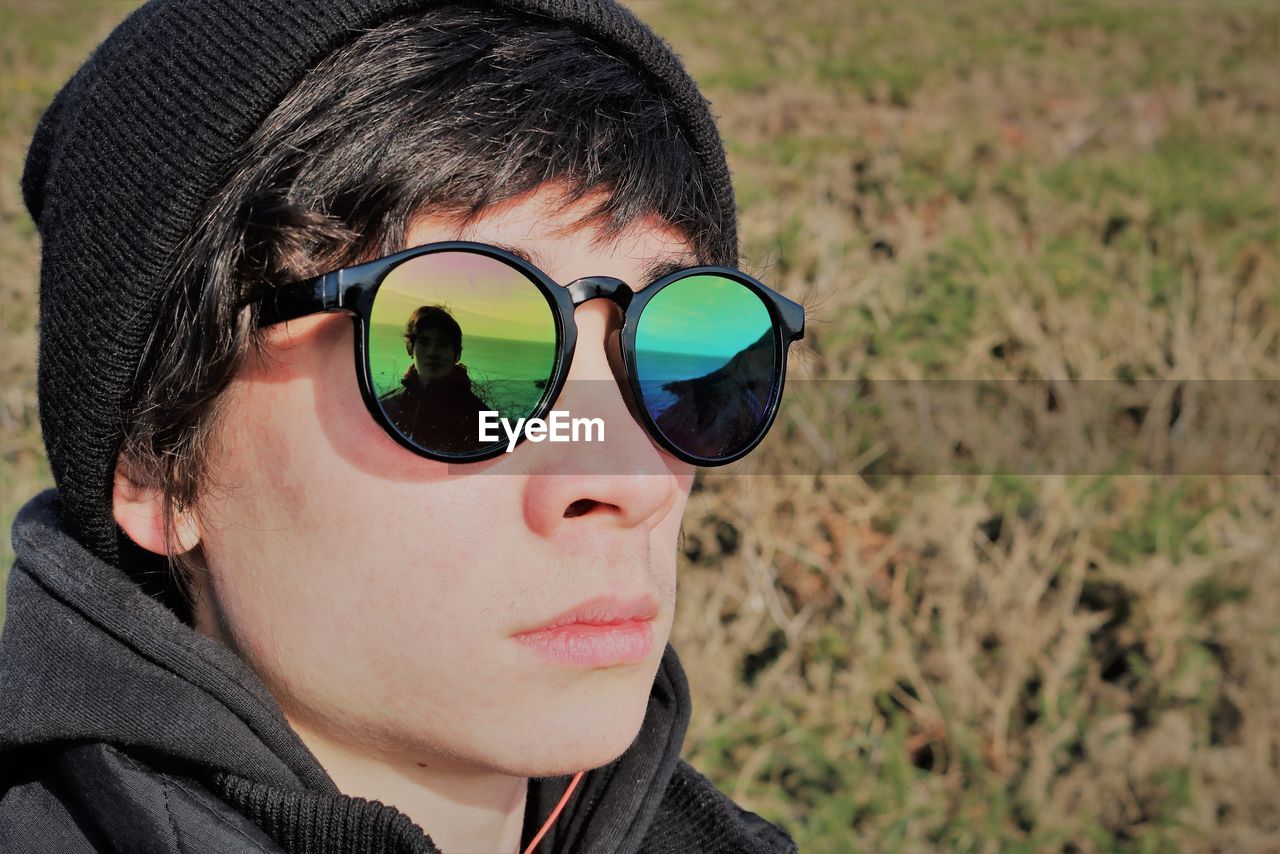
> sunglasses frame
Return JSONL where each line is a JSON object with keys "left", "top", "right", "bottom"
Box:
{"left": 257, "top": 240, "right": 805, "bottom": 466}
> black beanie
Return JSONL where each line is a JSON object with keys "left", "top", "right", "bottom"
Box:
{"left": 21, "top": 0, "right": 736, "bottom": 565}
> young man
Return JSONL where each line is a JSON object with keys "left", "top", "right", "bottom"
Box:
{"left": 1, "top": 2, "right": 803, "bottom": 852}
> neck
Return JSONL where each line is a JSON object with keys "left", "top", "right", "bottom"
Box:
{"left": 287, "top": 715, "right": 529, "bottom": 854}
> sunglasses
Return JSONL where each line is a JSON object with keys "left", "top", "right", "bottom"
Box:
{"left": 256, "top": 241, "right": 804, "bottom": 465}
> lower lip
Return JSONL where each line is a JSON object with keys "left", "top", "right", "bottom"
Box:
{"left": 514, "top": 620, "right": 654, "bottom": 668}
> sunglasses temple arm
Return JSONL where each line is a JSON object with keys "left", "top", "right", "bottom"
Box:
{"left": 257, "top": 271, "right": 342, "bottom": 327}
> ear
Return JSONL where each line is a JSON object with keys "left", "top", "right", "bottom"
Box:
{"left": 112, "top": 458, "right": 202, "bottom": 555}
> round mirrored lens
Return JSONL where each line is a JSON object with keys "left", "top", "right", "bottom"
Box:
{"left": 368, "top": 251, "right": 557, "bottom": 455}
{"left": 635, "top": 274, "right": 778, "bottom": 460}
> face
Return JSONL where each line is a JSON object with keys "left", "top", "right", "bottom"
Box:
{"left": 410, "top": 326, "right": 459, "bottom": 382}
{"left": 189, "top": 184, "right": 698, "bottom": 777}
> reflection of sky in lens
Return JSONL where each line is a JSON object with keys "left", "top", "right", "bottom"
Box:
{"left": 635, "top": 276, "right": 769, "bottom": 358}
{"left": 637, "top": 276, "right": 770, "bottom": 361}
{"left": 375, "top": 253, "right": 553, "bottom": 343}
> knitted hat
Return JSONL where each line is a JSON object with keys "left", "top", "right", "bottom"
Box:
{"left": 21, "top": 0, "right": 736, "bottom": 565}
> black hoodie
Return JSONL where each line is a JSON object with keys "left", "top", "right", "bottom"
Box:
{"left": 0, "top": 490, "right": 797, "bottom": 853}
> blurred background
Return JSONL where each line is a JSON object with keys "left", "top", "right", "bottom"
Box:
{"left": 2, "top": 0, "right": 1277, "bottom": 850}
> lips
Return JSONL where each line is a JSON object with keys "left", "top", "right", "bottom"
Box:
{"left": 516, "top": 593, "right": 659, "bottom": 636}
{"left": 513, "top": 594, "right": 660, "bottom": 668}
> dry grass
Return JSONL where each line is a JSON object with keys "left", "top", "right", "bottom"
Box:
{"left": 4, "top": 1, "right": 1279, "bottom": 850}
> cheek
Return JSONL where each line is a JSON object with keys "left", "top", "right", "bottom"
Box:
{"left": 196, "top": 327, "right": 520, "bottom": 712}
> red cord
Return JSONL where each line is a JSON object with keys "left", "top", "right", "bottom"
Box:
{"left": 522, "top": 770, "right": 585, "bottom": 854}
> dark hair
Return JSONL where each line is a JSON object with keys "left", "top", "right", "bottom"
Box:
{"left": 115, "top": 4, "right": 729, "bottom": 602}
{"left": 404, "top": 305, "right": 463, "bottom": 356}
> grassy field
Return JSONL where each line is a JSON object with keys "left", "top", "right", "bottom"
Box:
{"left": 3, "top": 1, "right": 1278, "bottom": 850}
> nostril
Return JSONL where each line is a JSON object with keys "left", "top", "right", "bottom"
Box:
{"left": 564, "top": 499, "right": 596, "bottom": 518}
{"left": 564, "top": 498, "right": 610, "bottom": 518}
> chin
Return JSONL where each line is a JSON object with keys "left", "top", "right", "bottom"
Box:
{"left": 504, "top": 726, "right": 646, "bottom": 778}
{"left": 478, "top": 685, "right": 652, "bottom": 777}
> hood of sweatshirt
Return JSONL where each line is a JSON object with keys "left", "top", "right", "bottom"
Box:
{"left": 1, "top": 489, "right": 693, "bottom": 854}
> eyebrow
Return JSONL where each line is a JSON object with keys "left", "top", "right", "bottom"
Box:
{"left": 642, "top": 257, "right": 698, "bottom": 283}
{"left": 489, "top": 241, "right": 549, "bottom": 271}
{"left": 488, "top": 241, "right": 699, "bottom": 288}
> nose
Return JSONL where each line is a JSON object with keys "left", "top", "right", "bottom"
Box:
{"left": 518, "top": 297, "right": 688, "bottom": 537}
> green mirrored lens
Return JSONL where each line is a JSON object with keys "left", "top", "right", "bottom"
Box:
{"left": 369, "top": 251, "right": 557, "bottom": 454}
{"left": 635, "top": 274, "right": 777, "bottom": 460}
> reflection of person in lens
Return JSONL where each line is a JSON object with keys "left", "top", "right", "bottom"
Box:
{"left": 654, "top": 329, "right": 774, "bottom": 459}
{"left": 378, "top": 305, "right": 489, "bottom": 453}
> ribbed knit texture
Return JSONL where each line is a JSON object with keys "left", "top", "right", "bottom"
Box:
{"left": 20, "top": 0, "right": 737, "bottom": 565}
{"left": 215, "top": 774, "right": 444, "bottom": 854}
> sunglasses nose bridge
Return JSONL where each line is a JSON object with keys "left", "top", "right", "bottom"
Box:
{"left": 565, "top": 276, "right": 633, "bottom": 313}
{"left": 561, "top": 275, "right": 645, "bottom": 436}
